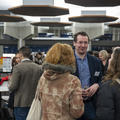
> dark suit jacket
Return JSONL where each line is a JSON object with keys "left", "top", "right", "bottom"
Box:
{"left": 74, "top": 53, "right": 102, "bottom": 87}
{"left": 74, "top": 53, "right": 102, "bottom": 120}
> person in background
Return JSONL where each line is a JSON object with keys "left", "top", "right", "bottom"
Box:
{"left": 8, "top": 52, "right": 22, "bottom": 110}
{"left": 106, "top": 48, "right": 112, "bottom": 59}
{"left": 34, "top": 52, "right": 45, "bottom": 65}
{"left": 87, "top": 50, "right": 93, "bottom": 56}
{"left": 0, "top": 53, "right": 22, "bottom": 119}
{"left": 73, "top": 32, "right": 102, "bottom": 120}
{"left": 93, "top": 51, "right": 99, "bottom": 58}
{"left": 35, "top": 43, "right": 84, "bottom": 120}
{"left": 15, "top": 52, "right": 22, "bottom": 65}
{"left": 96, "top": 47, "right": 120, "bottom": 120}
{"left": 0, "top": 53, "right": 21, "bottom": 85}
{"left": 99, "top": 50, "right": 109, "bottom": 76}
{"left": 12, "top": 56, "right": 18, "bottom": 67}
{"left": 8, "top": 46, "right": 42, "bottom": 120}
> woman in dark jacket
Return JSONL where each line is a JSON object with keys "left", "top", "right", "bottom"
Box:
{"left": 96, "top": 47, "right": 120, "bottom": 120}
{"left": 99, "top": 50, "right": 109, "bottom": 76}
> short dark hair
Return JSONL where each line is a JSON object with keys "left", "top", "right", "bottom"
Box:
{"left": 74, "top": 31, "right": 90, "bottom": 42}
{"left": 18, "top": 46, "right": 31, "bottom": 58}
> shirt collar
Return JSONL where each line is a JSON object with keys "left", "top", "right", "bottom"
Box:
{"left": 21, "top": 58, "right": 30, "bottom": 62}
{"left": 75, "top": 51, "right": 87, "bottom": 60}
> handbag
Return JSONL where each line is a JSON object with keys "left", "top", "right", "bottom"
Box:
{"left": 26, "top": 98, "right": 41, "bottom": 120}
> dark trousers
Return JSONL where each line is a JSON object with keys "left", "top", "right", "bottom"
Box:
{"left": 14, "top": 107, "right": 30, "bottom": 120}
{"left": 77, "top": 100, "right": 96, "bottom": 120}
{"left": 8, "top": 92, "right": 14, "bottom": 109}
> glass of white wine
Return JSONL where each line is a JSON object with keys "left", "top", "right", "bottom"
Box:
{"left": 83, "top": 85, "right": 89, "bottom": 100}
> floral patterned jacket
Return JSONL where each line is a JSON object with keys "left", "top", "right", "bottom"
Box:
{"left": 36, "top": 69, "right": 84, "bottom": 120}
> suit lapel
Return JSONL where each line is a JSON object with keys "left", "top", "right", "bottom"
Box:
{"left": 87, "top": 54, "right": 93, "bottom": 77}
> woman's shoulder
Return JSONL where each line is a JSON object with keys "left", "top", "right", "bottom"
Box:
{"left": 102, "top": 79, "right": 112, "bottom": 85}
{"left": 101, "top": 79, "right": 120, "bottom": 93}
{"left": 102, "top": 79, "right": 120, "bottom": 86}
{"left": 69, "top": 74, "right": 80, "bottom": 82}
{"left": 68, "top": 74, "right": 81, "bottom": 87}
{"left": 100, "top": 80, "right": 113, "bottom": 91}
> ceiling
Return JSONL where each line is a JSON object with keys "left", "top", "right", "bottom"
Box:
{"left": 0, "top": 0, "right": 120, "bottom": 22}
{"left": 65, "top": 0, "right": 120, "bottom": 7}
{"left": 69, "top": 15, "right": 118, "bottom": 23}
{"left": 31, "top": 22, "right": 72, "bottom": 27}
{"left": 108, "top": 23, "right": 120, "bottom": 28}
{"left": 0, "top": 14, "right": 25, "bottom": 22}
{"left": 8, "top": 5, "right": 69, "bottom": 16}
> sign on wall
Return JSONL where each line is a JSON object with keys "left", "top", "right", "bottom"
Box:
{"left": 0, "top": 57, "right": 12, "bottom": 72}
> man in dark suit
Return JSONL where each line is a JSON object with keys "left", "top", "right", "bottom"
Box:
{"left": 8, "top": 46, "right": 42, "bottom": 120}
{"left": 73, "top": 32, "right": 102, "bottom": 120}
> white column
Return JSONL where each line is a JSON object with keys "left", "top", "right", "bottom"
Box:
{"left": 112, "top": 28, "right": 116, "bottom": 41}
{"left": 34, "top": 26, "right": 38, "bottom": 37}
{"left": 118, "top": 28, "right": 120, "bottom": 41}
{"left": 0, "top": 26, "right": 3, "bottom": 56}
{"left": 18, "top": 39, "right": 25, "bottom": 49}
{"left": 0, "top": 46, "right": 3, "bottom": 57}
{"left": 88, "top": 41, "right": 91, "bottom": 51}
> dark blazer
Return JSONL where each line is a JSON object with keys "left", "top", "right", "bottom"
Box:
{"left": 74, "top": 53, "right": 102, "bottom": 86}
{"left": 74, "top": 53, "right": 102, "bottom": 120}
{"left": 9, "top": 60, "right": 42, "bottom": 107}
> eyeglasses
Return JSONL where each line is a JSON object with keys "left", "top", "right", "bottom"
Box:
{"left": 76, "top": 41, "right": 88, "bottom": 45}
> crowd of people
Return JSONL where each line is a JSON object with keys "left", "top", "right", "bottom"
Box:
{"left": 1, "top": 31, "right": 120, "bottom": 120}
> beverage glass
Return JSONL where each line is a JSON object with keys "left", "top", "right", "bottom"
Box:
{"left": 82, "top": 85, "right": 89, "bottom": 100}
